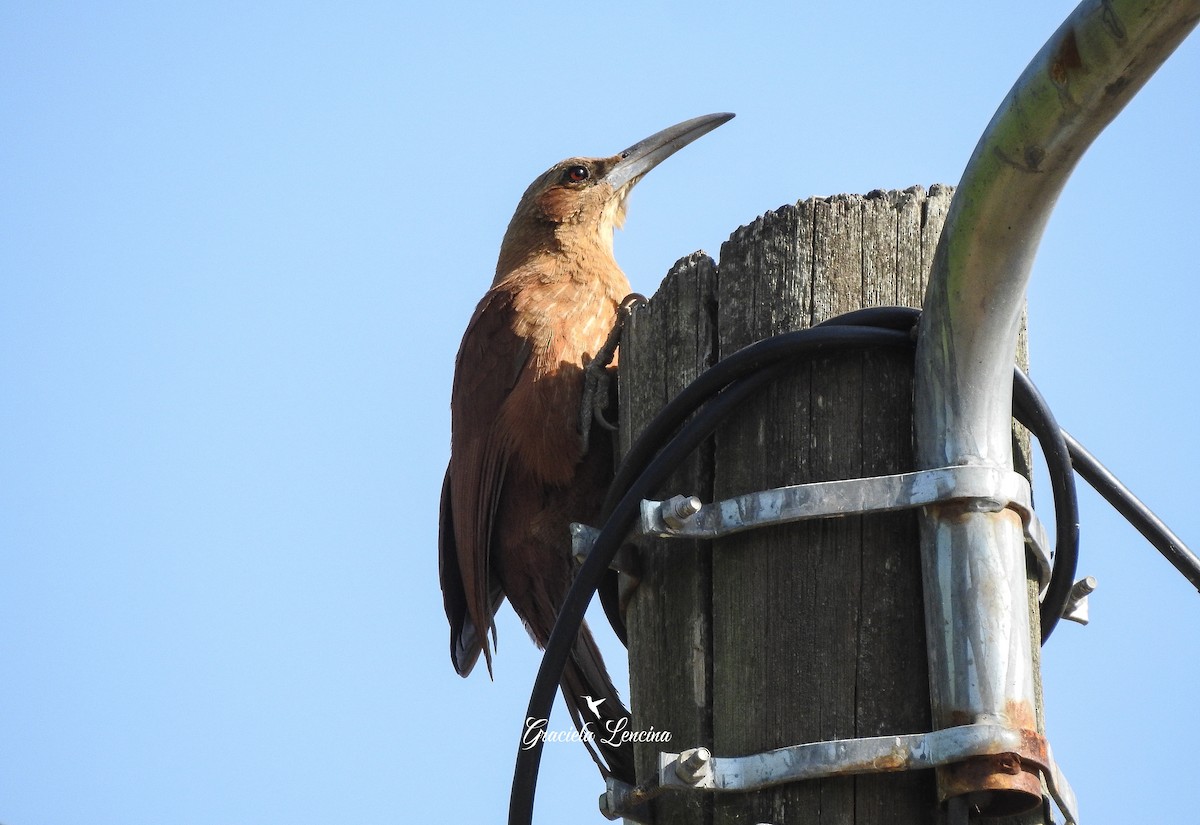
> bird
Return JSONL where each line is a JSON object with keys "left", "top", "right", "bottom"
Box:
{"left": 438, "top": 113, "right": 733, "bottom": 780}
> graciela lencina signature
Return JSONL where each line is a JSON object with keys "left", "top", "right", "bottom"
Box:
{"left": 521, "top": 715, "right": 673, "bottom": 751}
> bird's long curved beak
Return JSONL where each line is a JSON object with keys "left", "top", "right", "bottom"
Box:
{"left": 604, "top": 112, "right": 735, "bottom": 191}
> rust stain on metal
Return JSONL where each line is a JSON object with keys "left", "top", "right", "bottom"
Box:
{"left": 939, "top": 755, "right": 1043, "bottom": 816}
{"left": 1005, "top": 698, "right": 1039, "bottom": 733}
{"left": 937, "top": 704, "right": 1048, "bottom": 816}
{"left": 1005, "top": 699, "right": 1051, "bottom": 770}
{"left": 1050, "top": 27, "right": 1084, "bottom": 86}
{"left": 1019, "top": 727, "right": 1049, "bottom": 766}
{"left": 947, "top": 710, "right": 973, "bottom": 728}
{"left": 995, "top": 752, "right": 1022, "bottom": 775}
{"left": 868, "top": 744, "right": 909, "bottom": 773}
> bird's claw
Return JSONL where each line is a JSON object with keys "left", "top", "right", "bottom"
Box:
{"left": 582, "top": 368, "right": 618, "bottom": 447}
{"left": 595, "top": 406, "right": 618, "bottom": 433}
{"left": 580, "top": 293, "right": 646, "bottom": 454}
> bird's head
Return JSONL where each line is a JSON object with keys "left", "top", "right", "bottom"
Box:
{"left": 496, "top": 113, "right": 734, "bottom": 279}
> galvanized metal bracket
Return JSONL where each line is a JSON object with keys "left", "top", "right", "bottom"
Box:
{"left": 638, "top": 465, "right": 1053, "bottom": 594}
{"left": 570, "top": 523, "right": 640, "bottom": 575}
{"left": 1062, "top": 576, "right": 1097, "bottom": 626}
{"left": 600, "top": 723, "right": 1078, "bottom": 825}
{"left": 581, "top": 471, "right": 1082, "bottom": 823}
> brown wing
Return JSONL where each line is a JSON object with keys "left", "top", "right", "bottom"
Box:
{"left": 439, "top": 286, "right": 530, "bottom": 676}
{"left": 438, "top": 467, "right": 504, "bottom": 675}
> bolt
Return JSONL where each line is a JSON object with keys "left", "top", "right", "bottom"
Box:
{"left": 1070, "top": 575, "right": 1097, "bottom": 597}
{"left": 675, "top": 747, "right": 711, "bottom": 783}
{"left": 1062, "top": 575, "right": 1098, "bottom": 626}
{"left": 662, "top": 495, "right": 702, "bottom": 530}
{"left": 598, "top": 791, "right": 617, "bottom": 820}
{"left": 599, "top": 777, "right": 644, "bottom": 820}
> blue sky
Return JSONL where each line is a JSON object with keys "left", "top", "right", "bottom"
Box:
{"left": 2, "top": 2, "right": 1197, "bottom": 823}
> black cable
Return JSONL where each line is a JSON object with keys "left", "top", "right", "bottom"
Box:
{"left": 510, "top": 327, "right": 912, "bottom": 825}
{"left": 596, "top": 324, "right": 917, "bottom": 642}
{"left": 600, "top": 325, "right": 913, "bottom": 519}
{"left": 822, "top": 306, "right": 1080, "bottom": 639}
{"left": 1063, "top": 430, "right": 1200, "bottom": 591}
{"left": 606, "top": 303, "right": 1080, "bottom": 640}
{"left": 509, "top": 363, "right": 789, "bottom": 825}
{"left": 815, "top": 305, "right": 923, "bottom": 333}
{"left": 1012, "top": 368, "right": 1079, "bottom": 641}
{"left": 509, "top": 305, "right": 1196, "bottom": 825}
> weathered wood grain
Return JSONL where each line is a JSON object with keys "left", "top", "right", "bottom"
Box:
{"left": 616, "top": 186, "right": 1045, "bottom": 824}
{"left": 619, "top": 251, "right": 718, "bottom": 825}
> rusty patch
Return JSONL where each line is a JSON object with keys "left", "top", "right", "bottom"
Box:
{"left": 947, "top": 710, "right": 973, "bottom": 728}
{"left": 996, "top": 752, "right": 1022, "bottom": 775}
{"left": 936, "top": 705, "right": 1048, "bottom": 815}
{"left": 869, "top": 748, "right": 909, "bottom": 772}
{"left": 1005, "top": 699, "right": 1051, "bottom": 771}
{"left": 1050, "top": 27, "right": 1084, "bottom": 86}
{"left": 1005, "top": 698, "right": 1039, "bottom": 733}
{"left": 938, "top": 756, "right": 1043, "bottom": 816}
{"left": 1018, "top": 730, "right": 1050, "bottom": 769}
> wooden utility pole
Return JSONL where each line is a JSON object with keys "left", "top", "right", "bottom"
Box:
{"left": 618, "top": 186, "right": 1043, "bottom": 824}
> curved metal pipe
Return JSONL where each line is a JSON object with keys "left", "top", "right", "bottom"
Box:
{"left": 914, "top": 0, "right": 1199, "bottom": 814}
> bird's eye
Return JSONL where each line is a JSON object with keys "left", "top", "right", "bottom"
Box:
{"left": 563, "top": 165, "right": 590, "bottom": 184}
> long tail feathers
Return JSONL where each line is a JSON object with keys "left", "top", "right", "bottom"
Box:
{"left": 557, "top": 621, "right": 636, "bottom": 783}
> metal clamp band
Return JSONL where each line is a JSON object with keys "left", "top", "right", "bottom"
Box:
{"left": 601, "top": 723, "right": 1077, "bottom": 825}
{"left": 637, "top": 465, "right": 1052, "bottom": 592}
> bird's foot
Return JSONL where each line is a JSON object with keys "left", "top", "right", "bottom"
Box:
{"left": 580, "top": 293, "right": 646, "bottom": 454}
